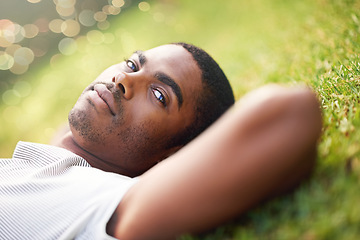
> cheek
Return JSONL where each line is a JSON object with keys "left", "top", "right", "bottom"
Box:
{"left": 125, "top": 96, "right": 191, "bottom": 143}
{"left": 129, "top": 97, "right": 165, "bottom": 122}
{"left": 138, "top": 115, "right": 171, "bottom": 138}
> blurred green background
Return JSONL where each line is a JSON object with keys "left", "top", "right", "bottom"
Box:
{"left": 1, "top": 0, "right": 360, "bottom": 239}
{"left": 0, "top": 0, "right": 328, "bottom": 157}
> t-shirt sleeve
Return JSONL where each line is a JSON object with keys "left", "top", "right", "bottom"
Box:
{"left": 62, "top": 176, "right": 139, "bottom": 240}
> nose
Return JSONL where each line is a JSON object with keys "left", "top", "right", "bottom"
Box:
{"left": 112, "top": 72, "right": 133, "bottom": 99}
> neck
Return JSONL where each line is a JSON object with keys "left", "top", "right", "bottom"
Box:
{"left": 54, "top": 131, "right": 134, "bottom": 177}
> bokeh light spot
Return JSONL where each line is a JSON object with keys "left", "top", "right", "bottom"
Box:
{"left": 10, "top": 62, "right": 29, "bottom": 75}
{"left": 22, "top": 24, "right": 39, "bottom": 38}
{"left": 94, "top": 11, "right": 107, "bottom": 22}
{"left": 5, "top": 44, "right": 21, "bottom": 56}
{"left": 112, "top": 0, "right": 125, "bottom": 8}
{"left": 50, "top": 53, "right": 63, "bottom": 68}
{"left": 2, "top": 89, "right": 21, "bottom": 105}
{"left": 27, "top": 0, "right": 42, "bottom": 3}
{"left": 0, "top": 34, "right": 13, "bottom": 48}
{"left": 14, "top": 47, "right": 35, "bottom": 66}
{"left": 0, "top": 51, "right": 15, "bottom": 70}
{"left": 102, "top": 5, "right": 112, "bottom": 15}
{"left": 97, "top": 20, "right": 110, "bottom": 30}
{"left": 49, "top": 19, "right": 63, "bottom": 33}
{"left": 0, "top": 19, "right": 14, "bottom": 32}
{"left": 112, "top": 7, "right": 121, "bottom": 15}
{"left": 153, "top": 12, "right": 165, "bottom": 23}
{"left": 79, "top": 10, "right": 96, "bottom": 27}
{"left": 61, "top": 19, "right": 80, "bottom": 37}
{"left": 0, "top": 1, "right": 142, "bottom": 76}
{"left": 2, "top": 28, "right": 15, "bottom": 40}
{"left": 11, "top": 24, "right": 24, "bottom": 43}
{"left": 87, "top": 30, "right": 104, "bottom": 44}
{"left": 0, "top": 39, "right": 13, "bottom": 48}
{"left": 104, "top": 5, "right": 120, "bottom": 15}
{"left": 138, "top": 2, "right": 150, "bottom": 12}
{"left": 56, "top": 5, "right": 75, "bottom": 17}
{"left": 55, "top": 0, "right": 76, "bottom": 8}
{"left": 58, "top": 37, "right": 77, "bottom": 55}
{"left": 1, "top": 20, "right": 17, "bottom": 46}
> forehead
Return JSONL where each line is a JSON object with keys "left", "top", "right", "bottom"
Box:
{"left": 142, "top": 45, "right": 203, "bottom": 107}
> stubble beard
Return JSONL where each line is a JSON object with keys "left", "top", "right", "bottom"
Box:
{"left": 68, "top": 102, "right": 124, "bottom": 145}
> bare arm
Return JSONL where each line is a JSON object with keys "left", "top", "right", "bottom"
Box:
{"left": 110, "top": 85, "right": 322, "bottom": 240}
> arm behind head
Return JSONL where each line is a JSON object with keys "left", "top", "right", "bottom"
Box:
{"left": 110, "top": 84, "right": 322, "bottom": 240}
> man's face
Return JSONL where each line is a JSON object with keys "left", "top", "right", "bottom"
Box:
{"left": 69, "top": 44, "right": 202, "bottom": 176}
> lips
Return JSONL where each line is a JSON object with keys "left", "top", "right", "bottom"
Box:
{"left": 93, "top": 84, "right": 116, "bottom": 115}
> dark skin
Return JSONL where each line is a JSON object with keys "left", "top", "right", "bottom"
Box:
{"left": 55, "top": 45, "right": 203, "bottom": 177}
{"left": 51, "top": 44, "right": 322, "bottom": 239}
{"left": 110, "top": 85, "right": 322, "bottom": 239}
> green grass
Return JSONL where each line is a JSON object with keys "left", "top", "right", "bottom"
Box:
{"left": 1, "top": 0, "right": 360, "bottom": 239}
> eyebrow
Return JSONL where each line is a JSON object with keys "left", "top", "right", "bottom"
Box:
{"left": 135, "top": 50, "right": 147, "bottom": 66}
{"left": 134, "top": 50, "right": 184, "bottom": 109}
{"left": 154, "top": 72, "right": 183, "bottom": 108}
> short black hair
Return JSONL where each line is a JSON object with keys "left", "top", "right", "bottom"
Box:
{"left": 167, "top": 42, "right": 235, "bottom": 147}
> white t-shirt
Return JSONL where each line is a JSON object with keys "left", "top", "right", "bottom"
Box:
{"left": 0, "top": 141, "right": 138, "bottom": 240}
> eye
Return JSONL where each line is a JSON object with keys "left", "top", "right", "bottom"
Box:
{"left": 125, "top": 58, "right": 138, "bottom": 72}
{"left": 152, "top": 88, "right": 167, "bottom": 107}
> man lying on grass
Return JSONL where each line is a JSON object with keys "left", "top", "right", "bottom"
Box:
{"left": 0, "top": 42, "right": 322, "bottom": 239}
